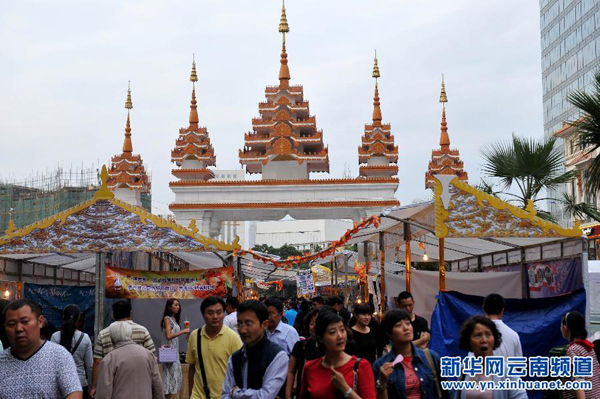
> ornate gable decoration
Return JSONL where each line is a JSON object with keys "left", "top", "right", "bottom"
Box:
{"left": 433, "top": 175, "right": 582, "bottom": 238}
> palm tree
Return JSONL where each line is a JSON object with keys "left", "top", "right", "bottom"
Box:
{"left": 567, "top": 70, "right": 600, "bottom": 196}
{"left": 481, "top": 135, "right": 577, "bottom": 212}
{"left": 561, "top": 192, "right": 600, "bottom": 222}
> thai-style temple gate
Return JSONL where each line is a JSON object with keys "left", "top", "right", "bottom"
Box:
{"left": 102, "top": 2, "right": 471, "bottom": 241}
{"left": 168, "top": 3, "right": 400, "bottom": 237}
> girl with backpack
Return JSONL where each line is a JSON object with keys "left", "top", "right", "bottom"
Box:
{"left": 51, "top": 304, "right": 93, "bottom": 399}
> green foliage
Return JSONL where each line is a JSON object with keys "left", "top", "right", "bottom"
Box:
{"left": 252, "top": 243, "right": 303, "bottom": 259}
{"left": 481, "top": 134, "right": 577, "bottom": 210}
{"left": 561, "top": 192, "right": 600, "bottom": 222}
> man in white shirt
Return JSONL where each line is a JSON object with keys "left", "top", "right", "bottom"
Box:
{"left": 483, "top": 293, "right": 523, "bottom": 357}
{"left": 224, "top": 297, "right": 239, "bottom": 334}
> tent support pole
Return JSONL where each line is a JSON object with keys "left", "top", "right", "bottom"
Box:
{"left": 379, "top": 231, "right": 386, "bottom": 312}
{"left": 331, "top": 259, "right": 334, "bottom": 296}
{"left": 364, "top": 242, "right": 369, "bottom": 302}
{"left": 94, "top": 253, "right": 106, "bottom": 339}
{"left": 438, "top": 238, "right": 446, "bottom": 291}
{"left": 404, "top": 222, "right": 411, "bottom": 292}
{"left": 520, "top": 248, "right": 529, "bottom": 299}
{"left": 344, "top": 254, "right": 349, "bottom": 305}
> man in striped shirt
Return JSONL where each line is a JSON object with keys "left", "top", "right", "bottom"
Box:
{"left": 90, "top": 300, "right": 155, "bottom": 397}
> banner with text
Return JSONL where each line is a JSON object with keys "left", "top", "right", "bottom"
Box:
{"left": 105, "top": 266, "right": 233, "bottom": 299}
{"left": 24, "top": 283, "right": 95, "bottom": 338}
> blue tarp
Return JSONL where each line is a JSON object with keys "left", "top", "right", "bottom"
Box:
{"left": 24, "top": 283, "right": 95, "bottom": 339}
{"left": 430, "top": 288, "right": 586, "bottom": 359}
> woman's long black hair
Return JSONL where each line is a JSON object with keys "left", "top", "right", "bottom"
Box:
{"left": 59, "top": 304, "right": 81, "bottom": 352}
{"left": 161, "top": 298, "right": 182, "bottom": 329}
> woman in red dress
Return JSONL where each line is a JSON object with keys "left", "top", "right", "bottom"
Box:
{"left": 300, "top": 309, "right": 376, "bottom": 399}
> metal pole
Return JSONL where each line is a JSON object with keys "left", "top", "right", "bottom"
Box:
{"left": 379, "top": 231, "right": 386, "bottom": 312}
{"left": 404, "top": 222, "right": 411, "bottom": 292}
{"left": 364, "top": 242, "right": 369, "bottom": 302}
{"left": 94, "top": 253, "right": 106, "bottom": 339}
{"left": 344, "top": 254, "right": 349, "bottom": 304}
{"left": 438, "top": 238, "right": 446, "bottom": 291}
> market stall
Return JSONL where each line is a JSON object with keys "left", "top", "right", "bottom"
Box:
{"left": 0, "top": 166, "right": 239, "bottom": 340}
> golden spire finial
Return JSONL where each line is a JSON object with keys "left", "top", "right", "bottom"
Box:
{"left": 278, "top": 0, "right": 291, "bottom": 88}
{"left": 189, "top": 56, "right": 199, "bottom": 128}
{"left": 279, "top": 0, "right": 290, "bottom": 37}
{"left": 372, "top": 50, "right": 380, "bottom": 80}
{"left": 190, "top": 54, "right": 198, "bottom": 83}
{"left": 439, "top": 75, "right": 450, "bottom": 149}
{"left": 125, "top": 81, "right": 133, "bottom": 110}
{"left": 439, "top": 74, "right": 448, "bottom": 104}
{"left": 123, "top": 82, "right": 133, "bottom": 154}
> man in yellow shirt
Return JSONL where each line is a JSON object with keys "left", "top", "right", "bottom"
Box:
{"left": 187, "top": 296, "right": 242, "bottom": 399}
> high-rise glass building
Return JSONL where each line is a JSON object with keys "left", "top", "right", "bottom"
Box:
{"left": 540, "top": 0, "right": 600, "bottom": 224}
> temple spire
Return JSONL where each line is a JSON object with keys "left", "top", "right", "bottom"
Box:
{"left": 123, "top": 81, "right": 133, "bottom": 154}
{"left": 439, "top": 74, "right": 450, "bottom": 149}
{"left": 278, "top": 0, "right": 290, "bottom": 88}
{"left": 372, "top": 50, "right": 382, "bottom": 125}
{"left": 189, "top": 54, "right": 199, "bottom": 128}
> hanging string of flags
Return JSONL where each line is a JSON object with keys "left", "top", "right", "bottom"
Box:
{"left": 235, "top": 215, "right": 381, "bottom": 270}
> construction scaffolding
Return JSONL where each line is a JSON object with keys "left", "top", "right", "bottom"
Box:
{"left": 0, "top": 166, "right": 151, "bottom": 231}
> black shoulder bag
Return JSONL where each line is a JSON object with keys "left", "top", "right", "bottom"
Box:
{"left": 71, "top": 332, "right": 85, "bottom": 355}
{"left": 197, "top": 331, "right": 211, "bottom": 398}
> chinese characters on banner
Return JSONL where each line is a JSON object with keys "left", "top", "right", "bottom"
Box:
{"left": 440, "top": 356, "right": 593, "bottom": 378}
{"left": 105, "top": 266, "right": 233, "bottom": 299}
{"left": 296, "top": 270, "right": 315, "bottom": 297}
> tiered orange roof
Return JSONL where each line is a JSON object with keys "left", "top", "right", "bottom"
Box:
{"left": 358, "top": 52, "right": 398, "bottom": 178}
{"left": 107, "top": 83, "right": 151, "bottom": 192}
{"left": 425, "top": 76, "right": 468, "bottom": 189}
{"left": 239, "top": 2, "right": 329, "bottom": 175}
{"left": 171, "top": 58, "right": 216, "bottom": 181}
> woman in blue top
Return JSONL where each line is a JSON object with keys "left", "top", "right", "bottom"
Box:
{"left": 373, "top": 309, "right": 446, "bottom": 399}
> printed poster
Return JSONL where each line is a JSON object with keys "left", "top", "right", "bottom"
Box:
{"left": 297, "top": 270, "right": 315, "bottom": 296}
{"left": 527, "top": 258, "right": 582, "bottom": 298}
{"left": 105, "top": 266, "right": 233, "bottom": 299}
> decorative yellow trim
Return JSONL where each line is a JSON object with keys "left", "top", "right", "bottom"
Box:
{"left": 434, "top": 177, "right": 449, "bottom": 238}
{"left": 448, "top": 179, "right": 582, "bottom": 238}
{"left": 94, "top": 165, "right": 115, "bottom": 200}
{"left": 4, "top": 220, "right": 16, "bottom": 236}
{"left": 188, "top": 219, "right": 199, "bottom": 235}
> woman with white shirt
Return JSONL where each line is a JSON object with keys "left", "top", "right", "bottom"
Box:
{"left": 51, "top": 304, "right": 93, "bottom": 399}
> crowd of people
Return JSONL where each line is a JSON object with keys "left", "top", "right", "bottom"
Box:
{"left": 1, "top": 292, "right": 600, "bottom": 399}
